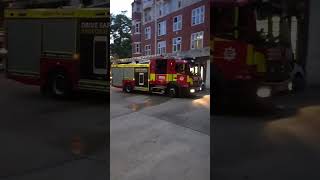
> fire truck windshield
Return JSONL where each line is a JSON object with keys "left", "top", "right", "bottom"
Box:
{"left": 213, "top": 7, "right": 235, "bottom": 39}
{"left": 176, "top": 63, "right": 193, "bottom": 75}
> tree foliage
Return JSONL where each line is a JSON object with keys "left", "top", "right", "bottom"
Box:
{"left": 110, "top": 11, "right": 132, "bottom": 59}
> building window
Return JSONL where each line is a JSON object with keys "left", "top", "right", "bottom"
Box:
{"left": 135, "top": 43, "right": 141, "bottom": 53}
{"left": 135, "top": 23, "right": 140, "bottom": 33}
{"left": 172, "top": 37, "right": 182, "bottom": 52}
{"left": 144, "top": 9, "right": 152, "bottom": 22}
{"left": 173, "top": 15, "right": 182, "bottom": 32}
{"left": 159, "top": 3, "right": 169, "bottom": 17}
{"left": 191, "top": 31, "right": 204, "bottom": 49}
{"left": 145, "top": 45, "right": 151, "bottom": 55}
{"left": 192, "top": 6, "right": 205, "bottom": 26}
{"left": 145, "top": 27, "right": 151, "bottom": 40}
{"left": 157, "top": 41, "right": 166, "bottom": 55}
{"left": 158, "top": 21, "right": 166, "bottom": 36}
{"left": 177, "top": 0, "right": 182, "bottom": 9}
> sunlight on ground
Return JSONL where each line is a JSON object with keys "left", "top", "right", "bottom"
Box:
{"left": 264, "top": 105, "right": 320, "bottom": 147}
{"left": 192, "top": 95, "right": 210, "bottom": 109}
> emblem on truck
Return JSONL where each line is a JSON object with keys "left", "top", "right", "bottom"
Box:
{"left": 224, "top": 47, "right": 236, "bottom": 61}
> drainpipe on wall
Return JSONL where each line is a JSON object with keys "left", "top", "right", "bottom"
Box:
{"left": 154, "top": 0, "right": 158, "bottom": 56}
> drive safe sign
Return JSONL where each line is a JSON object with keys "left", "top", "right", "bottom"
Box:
{"left": 80, "top": 19, "right": 107, "bottom": 35}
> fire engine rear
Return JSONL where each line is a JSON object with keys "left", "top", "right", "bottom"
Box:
{"left": 4, "top": 8, "right": 108, "bottom": 97}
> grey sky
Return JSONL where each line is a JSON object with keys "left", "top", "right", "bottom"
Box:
{"left": 110, "top": 0, "right": 132, "bottom": 17}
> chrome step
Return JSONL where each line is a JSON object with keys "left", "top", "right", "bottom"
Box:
{"left": 79, "top": 79, "right": 109, "bottom": 92}
{"left": 151, "top": 86, "right": 166, "bottom": 94}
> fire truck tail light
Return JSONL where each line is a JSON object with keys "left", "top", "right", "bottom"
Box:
{"left": 190, "top": 89, "right": 196, "bottom": 93}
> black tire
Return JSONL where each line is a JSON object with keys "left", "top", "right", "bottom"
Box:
{"left": 49, "top": 72, "right": 71, "bottom": 98}
{"left": 124, "top": 84, "right": 133, "bottom": 93}
{"left": 167, "top": 85, "right": 179, "bottom": 98}
{"left": 292, "top": 74, "right": 306, "bottom": 92}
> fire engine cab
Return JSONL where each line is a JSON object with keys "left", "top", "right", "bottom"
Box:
{"left": 111, "top": 57, "right": 203, "bottom": 97}
{"left": 4, "top": 8, "right": 108, "bottom": 97}
{"left": 211, "top": 0, "right": 305, "bottom": 112}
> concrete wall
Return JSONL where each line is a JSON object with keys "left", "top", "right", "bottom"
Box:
{"left": 205, "top": 59, "right": 210, "bottom": 89}
{"left": 306, "top": 0, "right": 320, "bottom": 86}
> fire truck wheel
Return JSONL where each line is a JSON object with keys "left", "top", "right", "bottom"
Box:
{"left": 167, "top": 86, "right": 179, "bottom": 98}
{"left": 49, "top": 72, "right": 71, "bottom": 98}
{"left": 124, "top": 84, "right": 133, "bottom": 93}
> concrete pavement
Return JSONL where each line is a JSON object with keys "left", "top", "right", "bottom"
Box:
{"left": 212, "top": 89, "right": 320, "bottom": 180}
{"left": 110, "top": 87, "right": 210, "bottom": 180}
{"left": 0, "top": 73, "right": 108, "bottom": 180}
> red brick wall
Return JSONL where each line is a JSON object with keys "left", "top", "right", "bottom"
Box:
{"left": 141, "top": 21, "right": 156, "bottom": 55}
{"left": 132, "top": 0, "right": 210, "bottom": 57}
{"left": 132, "top": 10, "right": 142, "bottom": 56}
{"left": 156, "top": 0, "right": 209, "bottom": 54}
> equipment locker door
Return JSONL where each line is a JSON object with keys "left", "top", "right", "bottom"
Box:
{"left": 134, "top": 67, "right": 149, "bottom": 90}
{"left": 93, "top": 36, "right": 107, "bottom": 75}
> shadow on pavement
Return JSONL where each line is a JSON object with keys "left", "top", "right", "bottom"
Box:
{"left": 212, "top": 87, "right": 320, "bottom": 179}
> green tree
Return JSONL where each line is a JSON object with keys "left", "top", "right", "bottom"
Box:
{"left": 110, "top": 11, "right": 132, "bottom": 59}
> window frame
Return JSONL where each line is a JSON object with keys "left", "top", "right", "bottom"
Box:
{"left": 158, "top": 20, "right": 167, "bottom": 36}
{"left": 134, "top": 43, "right": 141, "bottom": 54}
{"left": 135, "top": 22, "right": 140, "bottom": 34}
{"left": 145, "top": 44, "right": 152, "bottom": 55}
{"left": 145, "top": 26, "right": 151, "bottom": 40}
{"left": 173, "top": 15, "right": 182, "bottom": 32}
{"left": 172, "top": 37, "right": 182, "bottom": 52}
{"left": 192, "top": 6, "right": 205, "bottom": 26}
{"left": 157, "top": 41, "right": 166, "bottom": 55}
{"left": 191, "top": 31, "right": 204, "bottom": 49}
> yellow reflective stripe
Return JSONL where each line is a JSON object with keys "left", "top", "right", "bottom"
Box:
{"left": 246, "top": 44, "right": 254, "bottom": 65}
{"left": 166, "top": 74, "right": 173, "bottom": 81}
{"left": 173, "top": 74, "right": 177, "bottom": 81}
{"left": 150, "top": 73, "right": 156, "bottom": 81}
{"left": 5, "top": 8, "right": 109, "bottom": 18}
{"left": 254, "top": 52, "right": 266, "bottom": 73}
{"left": 111, "top": 64, "right": 149, "bottom": 68}
{"left": 187, "top": 76, "right": 193, "bottom": 85}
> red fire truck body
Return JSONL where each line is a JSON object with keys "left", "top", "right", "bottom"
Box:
{"left": 211, "top": 0, "right": 305, "bottom": 111}
{"left": 111, "top": 57, "right": 203, "bottom": 97}
{"left": 4, "top": 8, "right": 108, "bottom": 97}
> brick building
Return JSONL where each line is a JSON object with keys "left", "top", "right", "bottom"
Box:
{"left": 131, "top": 0, "right": 210, "bottom": 88}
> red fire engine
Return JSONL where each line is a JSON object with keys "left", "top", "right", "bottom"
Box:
{"left": 211, "top": 0, "right": 305, "bottom": 112}
{"left": 4, "top": 8, "right": 108, "bottom": 97}
{"left": 111, "top": 57, "right": 203, "bottom": 97}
